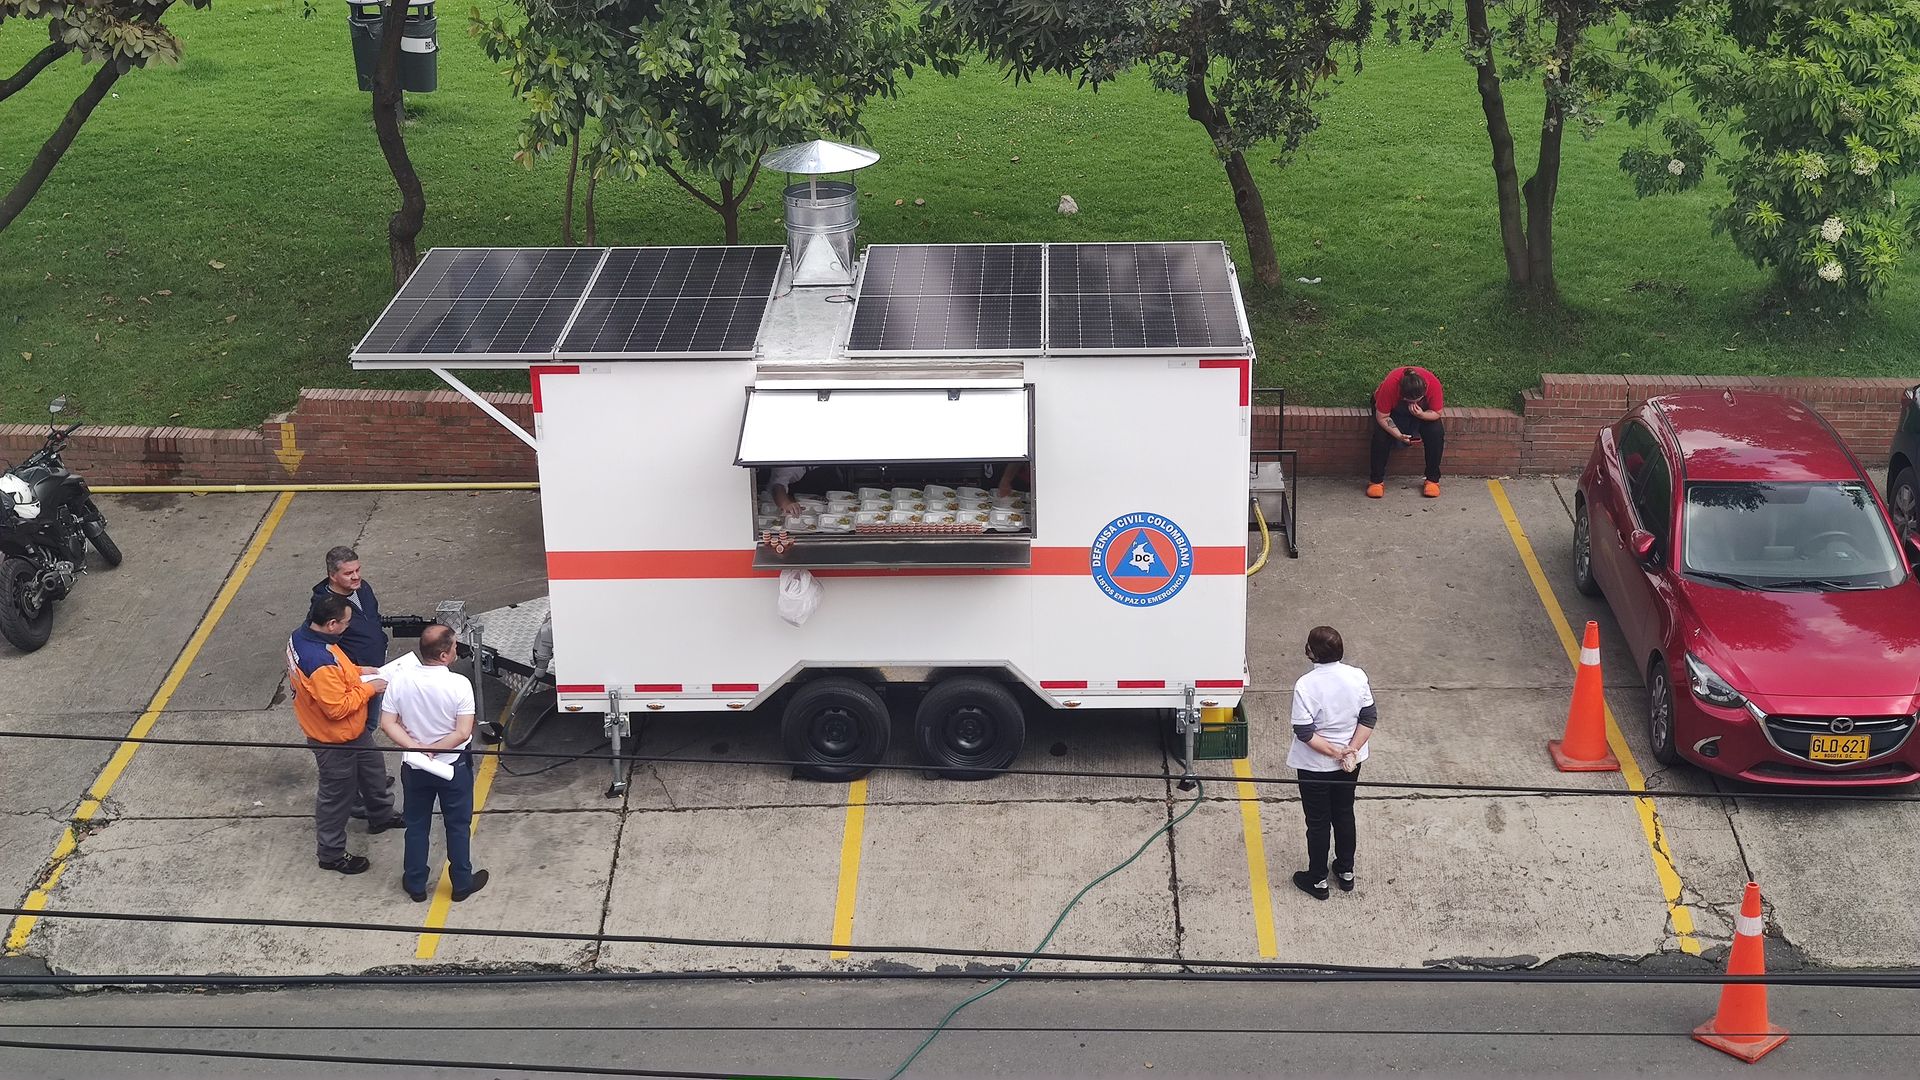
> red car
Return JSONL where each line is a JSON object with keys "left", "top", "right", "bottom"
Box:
{"left": 1574, "top": 390, "right": 1920, "bottom": 786}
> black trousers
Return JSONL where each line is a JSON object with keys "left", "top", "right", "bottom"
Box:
{"left": 1368, "top": 406, "right": 1445, "bottom": 483}
{"left": 1298, "top": 764, "right": 1362, "bottom": 879}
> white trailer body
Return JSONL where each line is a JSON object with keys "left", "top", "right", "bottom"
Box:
{"left": 353, "top": 241, "right": 1255, "bottom": 779}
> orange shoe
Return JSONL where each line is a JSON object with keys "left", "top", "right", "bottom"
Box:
{"left": 1365, "top": 483, "right": 1385, "bottom": 499}
{"left": 1422, "top": 481, "right": 1441, "bottom": 498}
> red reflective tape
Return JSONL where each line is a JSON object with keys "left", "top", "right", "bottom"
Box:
{"left": 555, "top": 683, "right": 604, "bottom": 693}
{"left": 712, "top": 683, "right": 759, "bottom": 693}
{"left": 632, "top": 684, "right": 682, "bottom": 693}
{"left": 1199, "top": 358, "right": 1251, "bottom": 406}
{"left": 1040, "top": 680, "right": 1088, "bottom": 690}
{"left": 1117, "top": 679, "right": 1167, "bottom": 689}
{"left": 1195, "top": 679, "right": 1244, "bottom": 689}
{"left": 549, "top": 547, "right": 1248, "bottom": 580}
{"left": 529, "top": 364, "right": 579, "bottom": 413}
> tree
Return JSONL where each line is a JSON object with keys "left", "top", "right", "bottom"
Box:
{"left": 372, "top": 0, "right": 425, "bottom": 287}
{"left": 0, "top": 0, "right": 211, "bottom": 232}
{"left": 624, "top": 0, "right": 925, "bottom": 243}
{"left": 473, "top": 1, "right": 645, "bottom": 245}
{"left": 1617, "top": 0, "right": 1920, "bottom": 303}
{"left": 926, "top": 1, "right": 1373, "bottom": 288}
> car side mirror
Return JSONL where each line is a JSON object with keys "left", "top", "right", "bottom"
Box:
{"left": 1630, "top": 529, "right": 1658, "bottom": 563}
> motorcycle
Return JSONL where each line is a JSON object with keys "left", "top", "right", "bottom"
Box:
{"left": 0, "top": 396, "right": 120, "bottom": 652}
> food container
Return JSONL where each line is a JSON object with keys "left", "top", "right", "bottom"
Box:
{"left": 927, "top": 499, "right": 960, "bottom": 511}
{"left": 956, "top": 509, "right": 991, "bottom": 526}
{"left": 890, "top": 487, "right": 922, "bottom": 502}
{"left": 755, "top": 514, "right": 784, "bottom": 532}
{"left": 853, "top": 510, "right": 890, "bottom": 528}
{"left": 817, "top": 514, "right": 855, "bottom": 534}
{"left": 785, "top": 512, "right": 820, "bottom": 533}
{"left": 956, "top": 498, "right": 991, "bottom": 512}
{"left": 923, "top": 510, "right": 957, "bottom": 526}
{"left": 956, "top": 486, "right": 989, "bottom": 500}
{"left": 858, "top": 487, "right": 891, "bottom": 501}
{"left": 825, "top": 500, "right": 859, "bottom": 514}
{"left": 859, "top": 498, "right": 894, "bottom": 512}
{"left": 824, "top": 490, "right": 856, "bottom": 503}
{"left": 923, "top": 484, "right": 956, "bottom": 500}
{"left": 887, "top": 510, "right": 924, "bottom": 525}
{"left": 987, "top": 509, "right": 1027, "bottom": 532}
{"left": 794, "top": 497, "right": 828, "bottom": 512}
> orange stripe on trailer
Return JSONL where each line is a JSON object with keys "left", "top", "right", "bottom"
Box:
{"left": 1199, "top": 358, "right": 1251, "bottom": 406}
{"left": 548, "top": 546, "right": 1249, "bottom": 580}
{"left": 1195, "top": 679, "right": 1244, "bottom": 689}
{"left": 1117, "top": 679, "right": 1167, "bottom": 689}
{"left": 555, "top": 683, "right": 604, "bottom": 693}
{"left": 1040, "top": 680, "right": 1088, "bottom": 690}
{"left": 712, "top": 683, "right": 760, "bottom": 693}
{"left": 632, "top": 683, "right": 682, "bottom": 693}
{"left": 528, "top": 364, "right": 579, "bottom": 413}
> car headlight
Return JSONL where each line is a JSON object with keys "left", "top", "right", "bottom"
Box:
{"left": 1686, "top": 653, "right": 1746, "bottom": 708}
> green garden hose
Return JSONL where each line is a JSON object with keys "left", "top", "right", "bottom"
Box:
{"left": 885, "top": 777, "right": 1208, "bottom": 1078}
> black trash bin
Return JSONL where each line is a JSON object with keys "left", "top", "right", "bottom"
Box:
{"left": 346, "top": 1, "right": 437, "bottom": 94}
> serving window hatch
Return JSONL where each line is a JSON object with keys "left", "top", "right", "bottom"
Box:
{"left": 736, "top": 381, "right": 1035, "bottom": 570}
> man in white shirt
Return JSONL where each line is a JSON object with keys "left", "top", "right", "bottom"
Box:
{"left": 378, "top": 624, "right": 488, "bottom": 904}
{"left": 1287, "top": 625, "right": 1377, "bottom": 900}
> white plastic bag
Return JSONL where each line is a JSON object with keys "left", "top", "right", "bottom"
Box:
{"left": 777, "top": 568, "right": 823, "bottom": 627}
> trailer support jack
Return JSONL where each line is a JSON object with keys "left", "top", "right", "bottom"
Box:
{"left": 1174, "top": 684, "right": 1199, "bottom": 792}
{"left": 604, "top": 689, "right": 633, "bottom": 798}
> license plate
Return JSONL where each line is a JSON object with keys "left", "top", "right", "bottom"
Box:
{"left": 1808, "top": 734, "right": 1870, "bottom": 761}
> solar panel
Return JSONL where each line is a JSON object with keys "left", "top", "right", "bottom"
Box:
{"left": 354, "top": 248, "right": 605, "bottom": 361}
{"left": 846, "top": 244, "right": 1045, "bottom": 354}
{"left": 1045, "top": 242, "right": 1246, "bottom": 354}
{"left": 559, "top": 246, "right": 783, "bottom": 358}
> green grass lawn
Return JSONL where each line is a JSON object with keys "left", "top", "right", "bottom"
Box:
{"left": 3, "top": 4, "right": 1917, "bottom": 427}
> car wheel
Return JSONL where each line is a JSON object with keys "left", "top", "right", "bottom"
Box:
{"left": 1891, "top": 466, "right": 1918, "bottom": 547}
{"left": 1647, "top": 659, "right": 1682, "bottom": 767}
{"left": 780, "top": 676, "right": 891, "bottom": 782}
{"left": 1573, "top": 503, "right": 1602, "bottom": 597}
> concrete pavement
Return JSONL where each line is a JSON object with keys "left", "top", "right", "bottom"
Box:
{"left": 1, "top": 480, "right": 1915, "bottom": 995}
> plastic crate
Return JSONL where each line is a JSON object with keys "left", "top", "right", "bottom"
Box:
{"left": 1192, "top": 704, "right": 1249, "bottom": 760}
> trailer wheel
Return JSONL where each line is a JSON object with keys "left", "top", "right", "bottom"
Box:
{"left": 915, "top": 677, "right": 1025, "bottom": 780}
{"left": 781, "top": 677, "right": 891, "bottom": 782}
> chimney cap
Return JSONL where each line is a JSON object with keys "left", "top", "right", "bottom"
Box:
{"left": 761, "top": 139, "right": 880, "bottom": 175}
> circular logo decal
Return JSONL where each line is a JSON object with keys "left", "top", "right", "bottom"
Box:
{"left": 1090, "top": 512, "right": 1193, "bottom": 608}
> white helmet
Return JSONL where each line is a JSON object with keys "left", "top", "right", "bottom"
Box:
{"left": 0, "top": 474, "right": 39, "bottom": 521}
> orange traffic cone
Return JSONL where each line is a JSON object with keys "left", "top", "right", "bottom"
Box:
{"left": 1548, "top": 620, "right": 1621, "bottom": 772}
{"left": 1694, "top": 882, "right": 1789, "bottom": 1062}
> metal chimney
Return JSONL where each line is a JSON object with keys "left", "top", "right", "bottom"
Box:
{"left": 761, "top": 139, "right": 879, "bottom": 287}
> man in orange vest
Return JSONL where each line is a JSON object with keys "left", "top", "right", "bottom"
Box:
{"left": 289, "top": 593, "right": 399, "bottom": 875}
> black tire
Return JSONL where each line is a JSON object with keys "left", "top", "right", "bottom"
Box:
{"left": 1647, "top": 658, "right": 1682, "bottom": 767}
{"left": 914, "top": 676, "right": 1026, "bottom": 780}
{"left": 90, "top": 528, "right": 122, "bottom": 568}
{"left": 1572, "top": 503, "right": 1602, "bottom": 597}
{"left": 781, "top": 676, "right": 890, "bottom": 782}
{"left": 1890, "top": 466, "right": 1918, "bottom": 548}
{"left": 0, "top": 557, "right": 53, "bottom": 653}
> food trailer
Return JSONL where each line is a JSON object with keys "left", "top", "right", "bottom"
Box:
{"left": 351, "top": 147, "right": 1264, "bottom": 789}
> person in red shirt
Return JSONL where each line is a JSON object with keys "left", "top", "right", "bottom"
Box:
{"left": 1368, "top": 365, "right": 1445, "bottom": 499}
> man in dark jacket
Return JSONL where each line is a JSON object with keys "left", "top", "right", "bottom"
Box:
{"left": 315, "top": 545, "right": 393, "bottom": 818}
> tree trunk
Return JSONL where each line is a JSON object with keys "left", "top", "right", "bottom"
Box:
{"left": 719, "top": 178, "right": 739, "bottom": 245}
{"left": 0, "top": 58, "right": 127, "bottom": 233}
{"left": 562, "top": 137, "right": 580, "bottom": 244}
{"left": 1522, "top": 9, "right": 1580, "bottom": 301}
{"left": 1465, "top": 0, "right": 1529, "bottom": 287}
{"left": 1184, "top": 43, "right": 1280, "bottom": 287}
{"left": 0, "top": 40, "right": 71, "bottom": 105}
{"left": 373, "top": 0, "right": 425, "bottom": 289}
{"left": 583, "top": 167, "right": 599, "bottom": 247}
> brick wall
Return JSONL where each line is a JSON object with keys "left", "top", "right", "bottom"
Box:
{"left": 3, "top": 375, "right": 1909, "bottom": 486}
{"left": 0, "top": 388, "right": 536, "bottom": 485}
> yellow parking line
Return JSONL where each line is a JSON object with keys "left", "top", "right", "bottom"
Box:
{"left": 829, "top": 778, "right": 869, "bottom": 960}
{"left": 1487, "top": 480, "right": 1702, "bottom": 955}
{"left": 5, "top": 491, "right": 296, "bottom": 954}
{"left": 414, "top": 716, "right": 505, "bottom": 960}
{"left": 1232, "top": 758, "right": 1279, "bottom": 958}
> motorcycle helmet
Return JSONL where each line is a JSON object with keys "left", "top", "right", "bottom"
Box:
{"left": 0, "top": 473, "right": 40, "bottom": 521}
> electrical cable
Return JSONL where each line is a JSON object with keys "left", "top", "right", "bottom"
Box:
{"left": 884, "top": 776, "right": 1207, "bottom": 1078}
{"left": 0, "top": 1034, "right": 839, "bottom": 1079}
{"left": 1, "top": 727, "right": 1914, "bottom": 803}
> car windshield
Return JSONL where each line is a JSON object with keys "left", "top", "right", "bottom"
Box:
{"left": 1683, "top": 481, "right": 1905, "bottom": 590}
